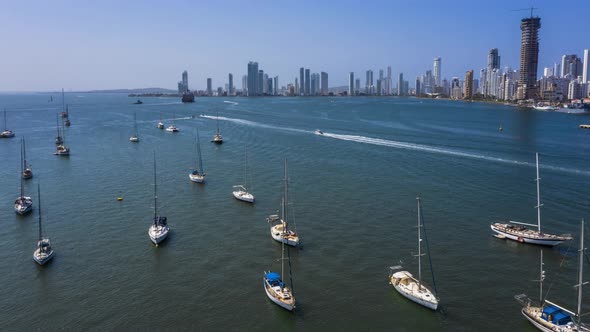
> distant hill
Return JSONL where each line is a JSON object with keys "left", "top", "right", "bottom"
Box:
{"left": 84, "top": 88, "right": 177, "bottom": 94}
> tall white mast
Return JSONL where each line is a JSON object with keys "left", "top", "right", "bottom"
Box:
{"left": 577, "top": 219, "right": 585, "bottom": 322}
{"left": 417, "top": 196, "right": 423, "bottom": 286}
{"left": 535, "top": 153, "right": 543, "bottom": 233}
{"left": 539, "top": 250, "right": 544, "bottom": 303}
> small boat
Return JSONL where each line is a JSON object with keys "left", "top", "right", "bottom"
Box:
{"left": 499, "top": 123, "right": 503, "bottom": 132}
{"left": 33, "top": 184, "right": 55, "bottom": 265}
{"left": 267, "top": 159, "right": 300, "bottom": 247}
{"left": 315, "top": 129, "right": 324, "bottom": 135}
{"left": 181, "top": 91, "right": 195, "bottom": 103}
{"left": 211, "top": 113, "right": 223, "bottom": 143}
{"left": 14, "top": 152, "right": 33, "bottom": 215}
{"left": 232, "top": 145, "right": 254, "bottom": 203}
{"left": 0, "top": 109, "right": 15, "bottom": 138}
{"left": 129, "top": 112, "right": 140, "bottom": 142}
{"left": 165, "top": 114, "right": 179, "bottom": 132}
{"left": 580, "top": 124, "right": 590, "bottom": 129}
{"left": 157, "top": 112, "right": 164, "bottom": 129}
{"left": 148, "top": 153, "right": 169, "bottom": 245}
{"left": 493, "top": 233, "right": 506, "bottom": 239}
{"left": 490, "top": 153, "right": 572, "bottom": 246}
{"left": 133, "top": 99, "right": 143, "bottom": 104}
{"left": 389, "top": 196, "right": 439, "bottom": 311}
{"left": 263, "top": 228, "right": 296, "bottom": 311}
{"left": 63, "top": 105, "right": 71, "bottom": 127}
{"left": 54, "top": 118, "right": 70, "bottom": 156}
{"left": 189, "top": 131, "right": 205, "bottom": 183}
{"left": 533, "top": 104, "right": 557, "bottom": 111}
{"left": 55, "top": 114, "right": 63, "bottom": 145}
{"left": 515, "top": 219, "right": 589, "bottom": 331}
{"left": 60, "top": 89, "right": 69, "bottom": 118}
{"left": 21, "top": 138, "right": 33, "bottom": 179}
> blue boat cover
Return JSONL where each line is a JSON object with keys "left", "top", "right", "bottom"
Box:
{"left": 553, "top": 312, "right": 572, "bottom": 325}
{"left": 542, "top": 306, "right": 572, "bottom": 325}
{"left": 542, "top": 306, "right": 561, "bottom": 315}
{"left": 265, "top": 272, "right": 281, "bottom": 282}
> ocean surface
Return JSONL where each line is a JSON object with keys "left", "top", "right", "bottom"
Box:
{"left": 0, "top": 94, "right": 589, "bottom": 331}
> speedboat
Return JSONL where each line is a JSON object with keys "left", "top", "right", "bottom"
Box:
{"left": 232, "top": 185, "right": 254, "bottom": 203}
{"left": 0, "top": 129, "right": 15, "bottom": 138}
{"left": 263, "top": 271, "right": 295, "bottom": 311}
{"left": 14, "top": 196, "right": 33, "bottom": 215}
{"left": 166, "top": 125, "right": 179, "bottom": 132}
{"left": 133, "top": 99, "right": 143, "bottom": 104}
{"left": 129, "top": 135, "right": 139, "bottom": 142}
{"left": 315, "top": 129, "right": 324, "bottom": 135}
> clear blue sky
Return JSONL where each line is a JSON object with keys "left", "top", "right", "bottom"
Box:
{"left": 1, "top": 0, "right": 588, "bottom": 91}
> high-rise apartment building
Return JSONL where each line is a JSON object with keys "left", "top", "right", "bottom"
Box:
{"left": 561, "top": 54, "right": 583, "bottom": 78}
{"left": 299, "top": 68, "right": 305, "bottom": 96}
{"left": 228, "top": 73, "right": 234, "bottom": 95}
{"left": 206, "top": 78, "right": 212, "bottom": 96}
{"left": 304, "top": 69, "right": 311, "bottom": 96}
{"left": 398, "top": 73, "right": 404, "bottom": 96}
{"left": 484, "top": 49, "right": 501, "bottom": 97}
{"left": 348, "top": 72, "right": 354, "bottom": 96}
{"left": 258, "top": 70, "right": 264, "bottom": 95}
{"left": 310, "top": 73, "right": 317, "bottom": 96}
{"left": 464, "top": 70, "right": 474, "bottom": 99}
{"left": 247, "top": 61, "right": 259, "bottom": 96}
{"left": 517, "top": 15, "right": 541, "bottom": 100}
{"left": 355, "top": 79, "right": 360, "bottom": 95}
{"left": 321, "top": 72, "right": 328, "bottom": 95}
{"left": 365, "top": 70, "right": 373, "bottom": 95}
{"left": 386, "top": 66, "right": 392, "bottom": 95}
{"left": 433, "top": 57, "right": 442, "bottom": 87}
{"left": 415, "top": 77, "right": 421, "bottom": 96}
{"left": 178, "top": 70, "right": 189, "bottom": 93}
{"left": 273, "top": 76, "right": 279, "bottom": 96}
{"left": 583, "top": 49, "right": 589, "bottom": 83}
{"left": 242, "top": 75, "right": 247, "bottom": 94}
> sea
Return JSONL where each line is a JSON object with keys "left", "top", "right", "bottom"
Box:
{"left": 0, "top": 93, "right": 589, "bottom": 331}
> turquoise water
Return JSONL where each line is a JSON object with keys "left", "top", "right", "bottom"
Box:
{"left": 0, "top": 94, "right": 589, "bottom": 331}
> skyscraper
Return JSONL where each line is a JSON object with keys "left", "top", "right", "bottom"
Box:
{"left": 321, "top": 72, "right": 328, "bottom": 95}
{"left": 398, "top": 73, "right": 404, "bottom": 96}
{"left": 348, "top": 72, "right": 354, "bottom": 96}
{"left": 415, "top": 77, "right": 421, "bottom": 96}
{"left": 485, "top": 49, "right": 501, "bottom": 97}
{"left": 517, "top": 15, "right": 541, "bottom": 100}
{"left": 310, "top": 73, "right": 317, "bottom": 96}
{"left": 228, "top": 73, "right": 234, "bottom": 95}
{"left": 583, "top": 49, "right": 589, "bottom": 83}
{"left": 386, "top": 66, "right": 392, "bottom": 95}
{"left": 299, "top": 68, "right": 305, "bottom": 96}
{"left": 464, "top": 70, "right": 474, "bottom": 99}
{"left": 242, "top": 75, "right": 247, "bottom": 94}
{"left": 433, "top": 57, "right": 442, "bottom": 87}
{"left": 262, "top": 73, "right": 269, "bottom": 94}
{"left": 355, "top": 79, "right": 360, "bottom": 95}
{"left": 258, "top": 70, "right": 264, "bottom": 95}
{"left": 273, "top": 76, "right": 279, "bottom": 96}
{"left": 365, "top": 70, "right": 373, "bottom": 95}
{"left": 182, "top": 70, "right": 188, "bottom": 90}
{"left": 247, "top": 61, "right": 259, "bottom": 96}
{"left": 561, "top": 54, "right": 583, "bottom": 78}
{"left": 305, "top": 69, "right": 310, "bottom": 96}
{"left": 206, "top": 78, "right": 212, "bottom": 96}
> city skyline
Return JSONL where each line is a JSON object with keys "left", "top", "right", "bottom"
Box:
{"left": 1, "top": 0, "right": 589, "bottom": 91}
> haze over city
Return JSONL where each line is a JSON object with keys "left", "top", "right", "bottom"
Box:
{"left": 1, "top": 0, "right": 589, "bottom": 91}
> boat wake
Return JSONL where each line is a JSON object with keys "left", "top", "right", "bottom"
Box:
{"left": 223, "top": 101, "right": 239, "bottom": 105}
{"left": 320, "top": 132, "right": 590, "bottom": 176}
{"left": 199, "top": 115, "right": 311, "bottom": 134}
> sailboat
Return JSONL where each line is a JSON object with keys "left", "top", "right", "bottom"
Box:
{"left": 157, "top": 112, "right": 165, "bottom": 129}
{"left": 211, "top": 113, "right": 223, "bottom": 144}
{"left": 389, "top": 196, "right": 439, "bottom": 311}
{"left": 60, "top": 89, "right": 68, "bottom": 119}
{"left": 33, "top": 184, "right": 55, "bottom": 265}
{"left": 55, "top": 114, "right": 63, "bottom": 145}
{"left": 21, "top": 138, "right": 33, "bottom": 179}
{"left": 232, "top": 145, "right": 254, "bottom": 203}
{"left": 129, "top": 112, "right": 140, "bottom": 142}
{"left": 54, "top": 116, "right": 70, "bottom": 156}
{"left": 263, "top": 222, "right": 296, "bottom": 311}
{"left": 63, "top": 105, "right": 71, "bottom": 127}
{"left": 148, "top": 152, "right": 169, "bottom": 245}
{"left": 14, "top": 148, "right": 33, "bottom": 215}
{"left": 491, "top": 153, "right": 572, "bottom": 246}
{"left": 515, "top": 219, "right": 589, "bottom": 331}
{"left": 166, "top": 113, "right": 179, "bottom": 132}
{"left": 0, "top": 109, "right": 15, "bottom": 138}
{"left": 267, "top": 159, "right": 300, "bottom": 247}
{"left": 189, "top": 130, "right": 205, "bottom": 183}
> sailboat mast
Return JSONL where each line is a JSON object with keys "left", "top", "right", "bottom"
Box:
{"left": 62, "top": 89, "right": 65, "bottom": 113}
{"left": 134, "top": 112, "right": 138, "bottom": 136}
{"left": 577, "top": 219, "right": 585, "bottom": 322}
{"left": 417, "top": 196, "right": 422, "bottom": 286}
{"left": 539, "top": 250, "right": 544, "bottom": 303}
{"left": 19, "top": 141, "right": 24, "bottom": 197}
{"left": 37, "top": 184, "right": 42, "bottom": 241}
{"left": 244, "top": 145, "right": 248, "bottom": 188}
{"left": 536, "top": 153, "right": 542, "bottom": 233}
{"left": 153, "top": 152, "right": 158, "bottom": 221}
{"left": 284, "top": 159, "right": 289, "bottom": 232}
{"left": 22, "top": 138, "right": 26, "bottom": 170}
{"left": 216, "top": 112, "right": 220, "bottom": 134}
{"left": 196, "top": 131, "right": 203, "bottom": 173}
{"left": 281, "top": 203, "right": 285, "bottom": 285}
{"left": 3, "top": 109, "right": 7, "bottom": 130}
{"left": 56, "top": 114, "right": 60, "bottom": 137}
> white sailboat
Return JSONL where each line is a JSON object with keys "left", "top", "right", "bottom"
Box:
{"left": 267, "top": 159, "right": 300, "bottom": 247}
{"left": 33, "top": 184, "right": 55, "bottom": 265}
{"left": 189, "top": 130, "right": 205, "bottom": 183}
{"left": 389, "top": 196, "right": 439, "bottom": 311}
{"left": 263, "top": 228, "right": 296, "bottom": 311}
{"left": 129, "top": 112, "right": 140, "bottom": 142}
{"left": 0, "top": 108, "right": 15, "bottom": 138}
{"left": 491, "top": 153, "right": 572, "bottom": 246}
{"left": 14, "top": 147, "right": 33, "bottom": 215}
{"left": 63, "top": 105, "right": 71, "bottom": 127}
{"left": 157, "top": 112, "right": 165, "bottom": 129}
{"left": 232, "top": 145, "right": 255, "bottom": 203}
{"left": 21, "top": 138, "right": 33, "bottom": 179}
{"left": 55, "top": 114, "right": 63, "bottom": 145}
{"left": 515, "top": 219, "right": 589, "bottom": 331}
{"left": 60, "top": 89, "right": 69, "bottom": 119}
{"left": 211, "top": 113, "right": 223, "bottom": 144}
{"left": 148, "top": 153, "right": 169, "bottom": 245}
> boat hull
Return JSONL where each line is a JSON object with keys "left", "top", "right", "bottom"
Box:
{"left": 129, "top": 136, "right": 139, "bottom": 142}
{"left": 390, "top": 272, "right": 438, "bottom": 310}
{"left": 521, "top": 308, "right": 564, "bottom": 332}
{"left": 263, "top": 277, "right": 295, "bottom": 311}
{"left": 270, "top": 225, "right": 299, "bottom": 247}
{"left": 33, "top": 249, "right": 55, "bottom": 265}
{"left": 233, "top": 191, "right": 254, "bottom": 203}
{"left": 148, "top": 226, "right": 169, "bottom": 245}
{"left": 189, "top": 173, "right": 205, "bottom": 183}
{"left": 490, "top": 224, "right": 567, "bottom": 246}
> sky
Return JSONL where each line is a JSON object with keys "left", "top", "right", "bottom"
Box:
{"left": 1, "top": 0, "right": 589, "bottom": 91}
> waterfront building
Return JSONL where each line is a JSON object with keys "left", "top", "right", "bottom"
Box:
{"left": 561, "top": 54, "right": 582, "bottom": 78}
{"left": 484, "top": 49, "right": 501, "bottom": 97}
{"left": 321, "top": 72, "right": 328, "bottom": 95}
{"left": 263, "top": 73, "right": 269, "bottom": 94}
{"left": 355, "top": 78, "right": 360, "bottom": 95}
{"left": 398, "top": 73, "right": 404, "bottom": 96}
{"left": 553, "top": 63, "right": 561, "bottom": 79}
{"left": 451, "top": 77, "right": 462, "bottom": 99}
{"left": 295, "top": 78, "right": 299, "bottom": 95}
{"left": 365, "top": 70, "right": 373, "bottom": 95}
{"left": 433, "top": 57, "right": 442, "bottom": 87}
{"left": 310, "top": 73, "right": 317, "bottom": 96}
{"left": 242, "top": 75, "right": 248, "bottom": 94}
{"left": 517, "top": 15, "right": 541, "bottom": 100}
{"left": 584, "top": 49, "right": 589, "bottom": 83}
{"left": 415, "top": 77, "right": 421, "bottom": 96}
{"left": 247, "top": 61, "right": 259, "bottom": 96}
{"left": 543, "top": 67, "right": 553, "bottom": 77}
{"left": 464, "top": 70, "right": 474, "bottom": 99}
{"left": 258, "top": 70, "right": 264, "bottom": 95}
{"left": 305, "top": 69, "right": 310, "bottom": 96}
{"left": 228, "top": 73, "right": 234, "bottom": 95}
{"left": 178, "top": 70, "right": 189, "bottom": 93}
{"left": 273, "top": 76, "right": 279, "bottom": 96}
{"left": 299, "top": 68, "right": 305, "bottom": 96}
{"left": 386, "top": 66, "right": 392, "bottom": 95}
{"left": 568, "top": 80, "right": 581, "bottom": 100}
{"left": 206, "top": 78, "right": 212, "bottom": 96}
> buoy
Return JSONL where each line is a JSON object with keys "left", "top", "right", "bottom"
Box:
{"left": 117, "top": 197, "right": 123, "bottom": 201}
